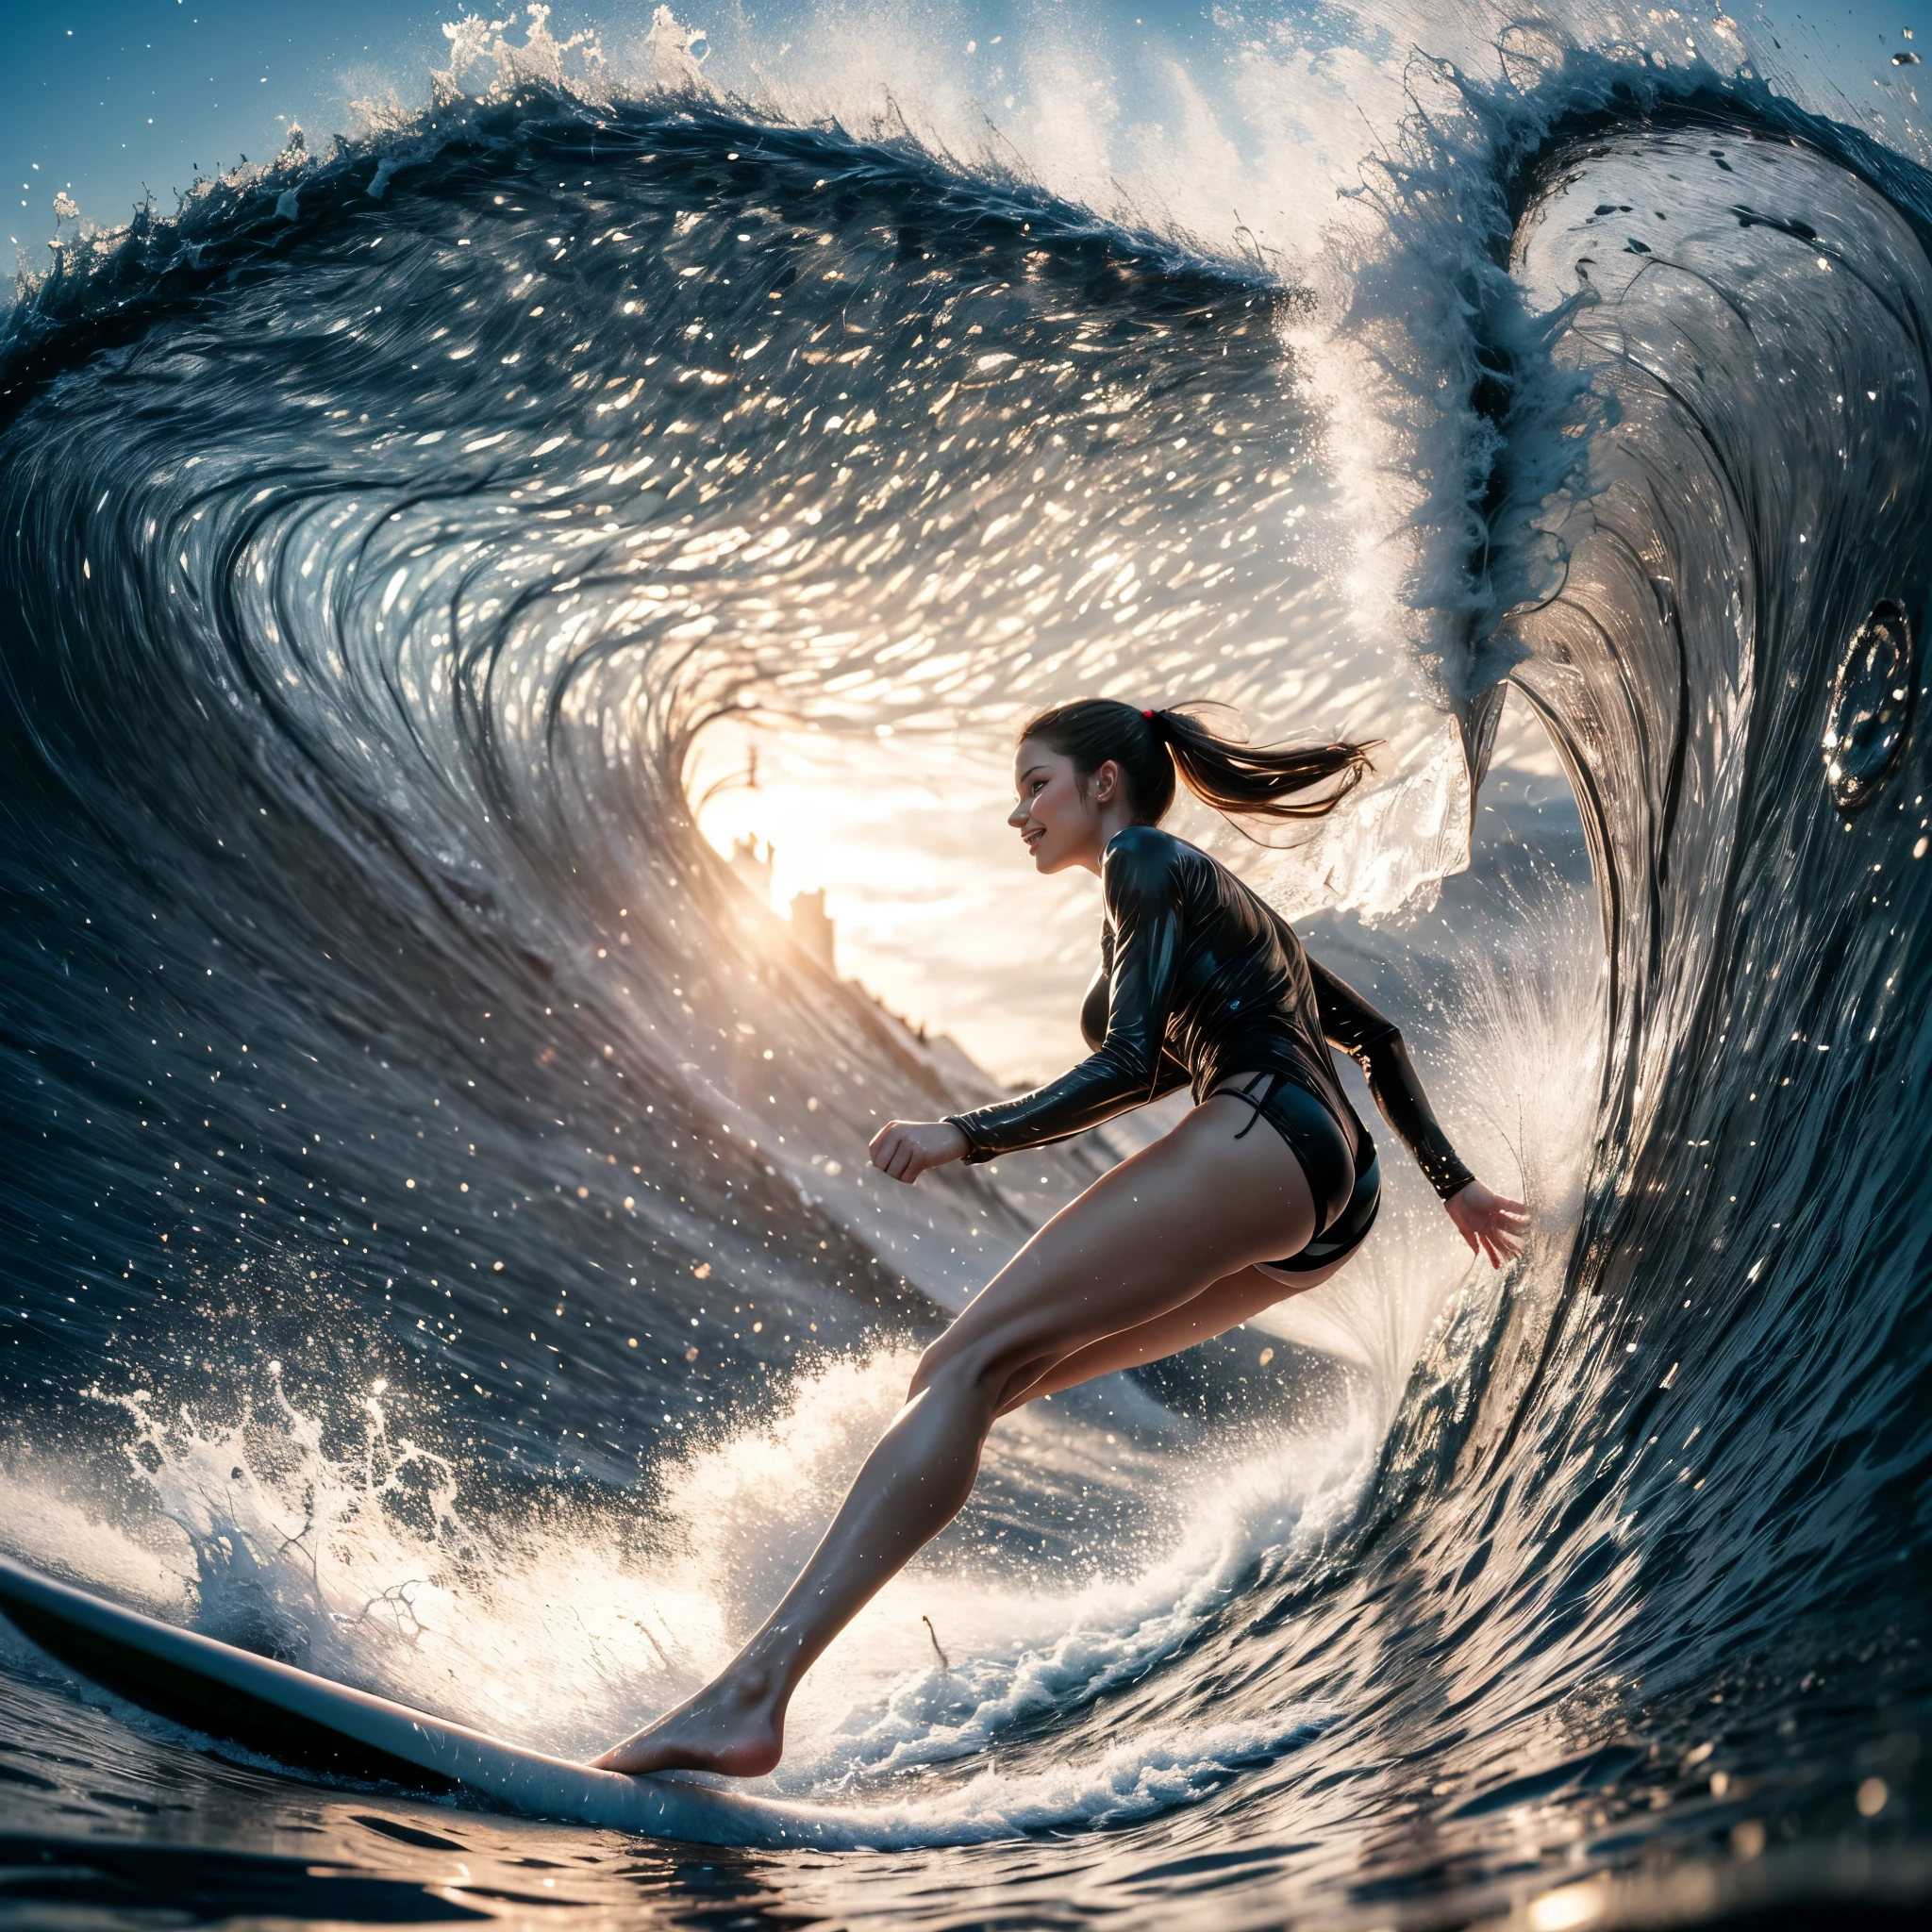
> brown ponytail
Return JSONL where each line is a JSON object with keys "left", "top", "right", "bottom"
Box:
{"left": 1020, "top": 698, "right": 1375, "bottom": 831}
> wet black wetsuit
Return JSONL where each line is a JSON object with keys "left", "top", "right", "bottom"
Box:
{"left": 945, "top": 825, "right": 1473, "bottom": 1272}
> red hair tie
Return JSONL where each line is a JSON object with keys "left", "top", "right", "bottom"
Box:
{"left": 1141, "top": 708, "right": 1156, "bottom": 720}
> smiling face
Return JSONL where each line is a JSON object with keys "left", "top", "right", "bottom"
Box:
{"left": 1008, "top": 737, "right": 1122, "bottom": 874}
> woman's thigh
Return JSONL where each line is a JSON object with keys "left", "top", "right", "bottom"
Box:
{"left": 999, "top": 1254, "right": 1354, "bottom": 1412}
{"left": 916, "top": 1093, "right": 1318, "bottom": 1410}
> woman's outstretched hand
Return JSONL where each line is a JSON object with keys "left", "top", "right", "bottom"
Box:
{"left": 870, "top": 1119, "right": 969, "bottom": 1184}
{"left": 1445, "top": 1180, "right": 1529, "bottom": 1268}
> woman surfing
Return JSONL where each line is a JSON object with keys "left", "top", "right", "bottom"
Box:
{"left": 595, "top": 699, "right": 1527, "bottom": 1778}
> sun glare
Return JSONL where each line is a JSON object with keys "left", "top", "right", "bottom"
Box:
{"left": 687, "top": 723, "right": 1097, "bottom": 1081}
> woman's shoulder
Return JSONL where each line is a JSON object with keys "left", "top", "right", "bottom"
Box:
{"left": 1101, "top": 825, "right": 1213, "bottom": 901}
{"left": 1103, "top": 823, "right": 1190, "bottom": 876}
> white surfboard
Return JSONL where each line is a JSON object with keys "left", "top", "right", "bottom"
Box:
{"left": 0, "top": 1554, "right": 876, "bottom": 1847}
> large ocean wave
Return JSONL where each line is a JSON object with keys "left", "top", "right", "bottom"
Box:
{"left": 2, "top": 7, "right": 1930, "bottom": 1924}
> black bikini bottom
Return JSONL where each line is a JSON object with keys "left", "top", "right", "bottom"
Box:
{"left": 1216, "top": 1072, "right": 1382, "bottom": 1275}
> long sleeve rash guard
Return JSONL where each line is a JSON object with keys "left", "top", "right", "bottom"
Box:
{"left": 946, "top": 825, "right": 1474, "bottom": 1200}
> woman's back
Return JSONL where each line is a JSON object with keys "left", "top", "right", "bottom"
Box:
{"left": 1079, "top": 826, "right": 1357, "bottom": 1141}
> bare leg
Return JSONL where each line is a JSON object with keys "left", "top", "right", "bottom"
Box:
{"left": 593, "top": 1090, "right": 1324, "bottom": 1778}
{"left": 996, "top": 1253, "right": 1351, "bottom": 1413}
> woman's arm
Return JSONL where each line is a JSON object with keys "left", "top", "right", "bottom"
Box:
{"left": 1309, "top": 958, "right": 1526, "bottom": 1265}
{"left": 1310, "top": 959, "right": 1474, "bottom": 1197}
{"left": 941, "top": 827, "right": 1187, "bottom": 1165}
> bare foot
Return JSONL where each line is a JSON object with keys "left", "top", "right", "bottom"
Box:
{"left": 591, "top": 1670, "right": 785, "bottom": 1778}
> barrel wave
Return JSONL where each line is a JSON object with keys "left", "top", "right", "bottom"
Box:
{"left": 2, "top": 32, "right": 1930, "bottom": 1932}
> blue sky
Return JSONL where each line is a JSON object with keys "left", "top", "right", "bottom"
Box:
{"left": 3, "top": 2, "right": 441, "bottom": 276}
{"left": 4, "top": 2, "right": 1925, "bottom": 284}
{"left": 0, "top": 1, "right": 1237, "bottom": 279}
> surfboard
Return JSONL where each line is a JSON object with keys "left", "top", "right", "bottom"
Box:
{"left": 0, "top": 1554, "right": 861, "bottom": 1846}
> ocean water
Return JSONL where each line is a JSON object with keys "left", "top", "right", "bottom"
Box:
{"left": 3, "top": 5, "right": 1931, "bottom": 1926}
